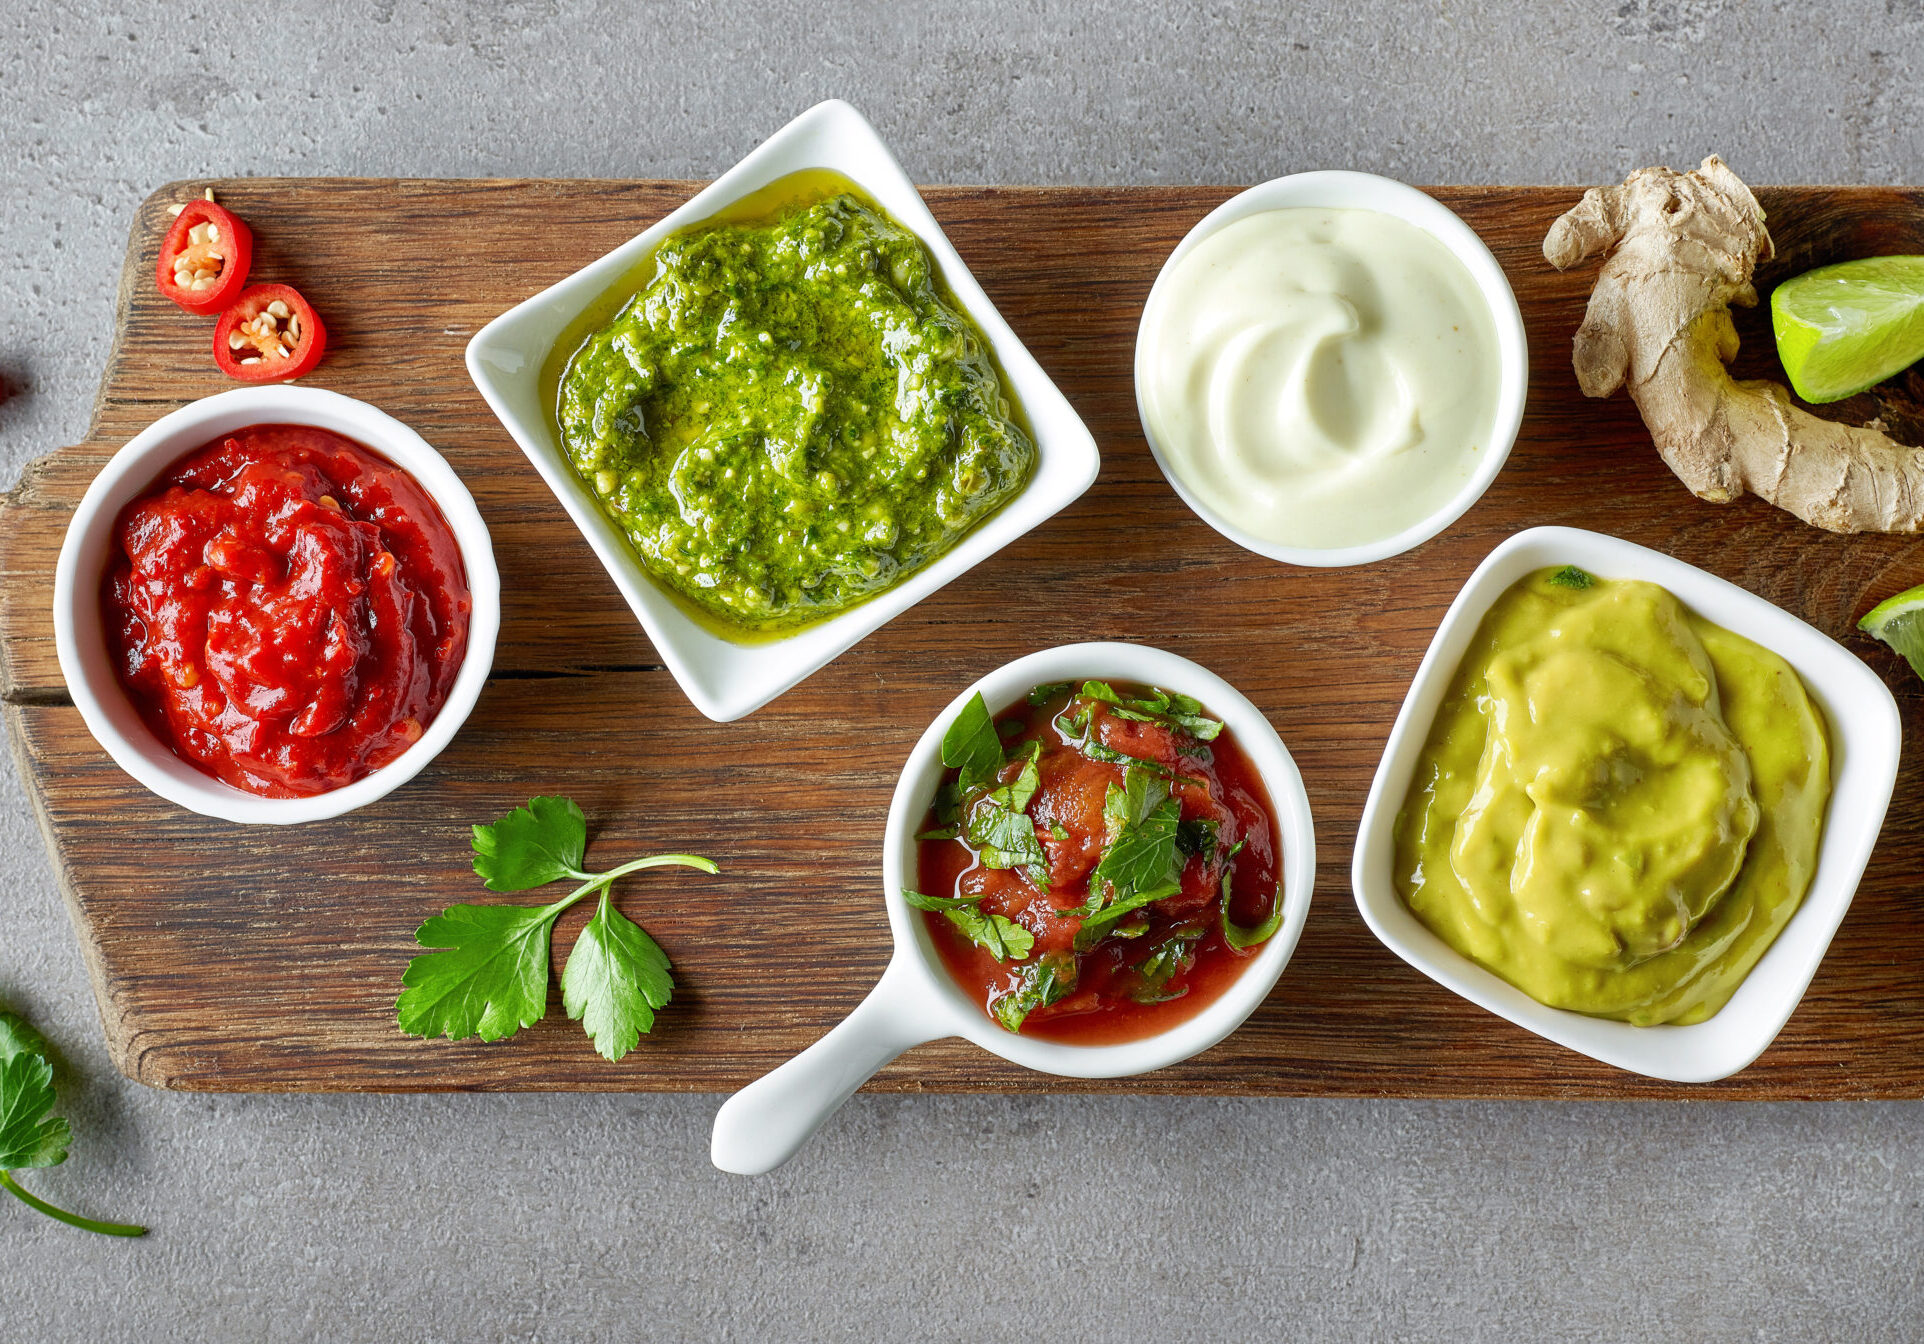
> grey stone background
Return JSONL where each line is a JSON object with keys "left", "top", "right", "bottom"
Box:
{"left": 4, "top": 1, "right": 1922, "bottom": 1340}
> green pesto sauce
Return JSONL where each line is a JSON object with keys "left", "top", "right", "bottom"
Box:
{"left": 555, "top": 179, "right": 1037, "bottom": 636}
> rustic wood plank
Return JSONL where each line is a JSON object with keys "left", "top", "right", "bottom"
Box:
{"left": 5, "top": 179, "right": 1924, "bottom": 1095}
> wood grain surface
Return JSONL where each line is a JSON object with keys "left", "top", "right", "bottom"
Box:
{"left": 6, "top": 179, "right": 1924, "bottom": 1096}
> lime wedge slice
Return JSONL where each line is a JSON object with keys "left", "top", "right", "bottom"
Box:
{"left": 1771, "top": 256, "right": 1924, "bottom": 404}
{"left": 1859, "top": 582, "right": 1924, "bottom": 680}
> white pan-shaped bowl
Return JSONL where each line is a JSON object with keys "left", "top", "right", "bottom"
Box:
{"left": 710, "top": 641, "right": 1316, "bottom": 1174}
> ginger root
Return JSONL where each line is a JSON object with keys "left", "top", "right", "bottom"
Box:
{"left": 1544, "top": 155, "right": 1924, "bottom": 533}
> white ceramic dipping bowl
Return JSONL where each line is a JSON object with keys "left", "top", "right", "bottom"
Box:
{"left": 1134, "top": 171, "right": 1529, "bottom": 568}
{"left": 53, "top": 385, "right": 501, "bottom": 825}
{"left": 711, "top": 640, "right": 1317, "bottom": 1174}
{"left": 468, "top": 99, "right": 1101, "bottom": 722}
{"left": 1351, "top": 526, "right": 1900, "bottom": 1082}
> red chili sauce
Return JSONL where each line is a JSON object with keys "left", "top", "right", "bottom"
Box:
{"left": 102, "top": 424, "right": 471, "bottom": 797}
{"left": 916, "top": 682, "right": 1284, "bottom": 1044}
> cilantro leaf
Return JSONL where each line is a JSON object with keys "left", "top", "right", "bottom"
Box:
{"left": 941, "top": 692, "right": 1006, "bottom": 793}
{"left": 992, "top": 953, "right": 1076, "bottom": 1032}
{"left": 0, "top": 1009, "right": 145, "bottom": 1237}
{"left": 472, "top": 796, "right": 589, "bottom": 891}
{"left": 399, "top": 899, "right": 570, "bottom": 1043}
{"left": 399, "top": 798, "right": 716, "bottom": 1058}
{"left": 561, "top": 892, "right": 675, "bottom": 1062}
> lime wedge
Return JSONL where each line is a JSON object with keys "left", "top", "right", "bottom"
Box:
{"left": 1771, "top": 256, "right": 1924, "bottom": 404}
{"left": 1859, "top": 582, "right": 1924, "bottom": 680}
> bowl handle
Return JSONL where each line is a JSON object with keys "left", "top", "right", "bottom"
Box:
{"left": 711, "top": 956, "right": 942, "bottom": 1175}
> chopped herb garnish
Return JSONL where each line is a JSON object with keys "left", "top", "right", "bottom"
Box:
{"left": 1027, "top": 681, "right": 1075, "bottom": 705}
{"left": 1134, "top": 928, "right": 1204, "bottom": 1003}
{"left": 992, "top": 953, "right": 1076, "bottom": 1032}
{"left": 1548, "top": 565, "right": 1595, "bottom": 590}
{"left": 903, "top": 890, "right": 1034, "bottom": 961}
{"left": 1219, "top": 840, "right": 1286, "bottom": 950}
{"left": 941, "top": 691, "right": 1006, "bottom": 794}
{"left": 1079, "top": 680, "right": 1225, "bottom": 741}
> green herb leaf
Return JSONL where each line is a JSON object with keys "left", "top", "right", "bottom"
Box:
{"left": 401, "top": 798, "right": 716, "bottom": 1058}
{"left": 914, "top": 826, "right": 960, "bottom": 841}
{"left": 1078, "top": 681, "right": 1224, "bottom": 741}
{"left": 992, "top": 953, "right": 1076, "bottom": 1032}
{"left": 1177, "top": 817, "right": 1219, "bottom": 861}
{"left": 945, "top": 906, "right": 1035, "bottom": 962}
{"left": 1219, "top": 840, "right": 1286, "bottom": 950}
{"left": 472, "top": 796, "right": 589, "bottom": 891}
{"left": 1134, "top": 928, "right": 1204, "bottom": 1003}
{"left": 561, "top": 892, "right": 675, "bottom": 1063}
{"left": 0, "top": 1045, "right": 70, "bottom": 1172}
{"left": 398, "top": 899, "right": 570, "bottom": 1043}
{"left": 941, "top": 692, "right": 1006, "bottom": 793}
{"left": 0, "top": 1009, "right": 145, "bottom": 1237}
{"left": 1027, "top": 681, "right": 1075, "bottom": 705}
{"left": 902, "top": 889, "right": 980, "bottom": 911}
{"left": 1548, "top": 565, "right": 1595, "bottom": 590}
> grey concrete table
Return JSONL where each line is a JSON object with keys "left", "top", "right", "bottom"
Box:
{"left": 5, "top": 3, "right": 1921, "bottom": 1339}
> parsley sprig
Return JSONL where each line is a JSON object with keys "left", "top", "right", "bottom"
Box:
{"left": 0, "top": 1010, "right": 145, "bottom": 1237}
{"left": 396, "top": 797, "right": 716, "bottom": 1062}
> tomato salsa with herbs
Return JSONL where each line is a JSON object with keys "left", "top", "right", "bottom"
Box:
{"left": 912, "top": 681, "right": 1286, "bottom": 1043}
{"left": 103, "top": 424, "right": 471, "bottom": 798}
{"left": 553, "top": 171, "right": 1036, "bottom": 638}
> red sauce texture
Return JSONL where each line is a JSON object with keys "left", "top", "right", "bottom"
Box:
{"left": 103, "top": 424, "right": 471, "bottom": 797}
{"left": 917, "top": 685, "right": 1283, "bottom": 1044}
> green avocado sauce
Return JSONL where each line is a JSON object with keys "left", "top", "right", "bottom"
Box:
{"left": 1394, "top": 568, "right": 1832, "bottom": 1026}
{"left": 548, "top": 170, "right": 1037, "bottom": 639}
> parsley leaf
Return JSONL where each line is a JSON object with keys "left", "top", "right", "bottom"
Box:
{"left": 1027, "top": 681, "right": 1075, "bottom": 705}
{"left": 1134, "top": 928, "right": 1204, "bottom": 1003}
{"left": 1221, "top": 849, "right": 1287, "bottom": 951}
{"left": 0, "top": 1009, "right": 145, "bottom": 1237}
{"left": 992, "top": 953, "right": 1076, "bottom": 1032}
{"left": 399, "top": 900, "right": 569, "bottom": 1042}
{"left": 1065, "top": 766, "right": 1185, "bottom": 930}
{"left": 1078, "top": 681, "right": 1224, "bottom": 741}
{"left": 1548, "top": 565, "right": 1595, "bottom": 590}
{"left": 963, "top": 746, "right": 1049, "bottom": 885}
{"left": 398, "top": 798, "right": 716, "bottom": 1060}
{"left": 472, "top": 795, "right": 590, "bottom": 891}
{"left": 941, "top": 692, "right": 1006, "bottom": 794}
{"left": 902, "top": 890, "right": 1034, "bottom": 961}
{"left": 560, "top": 892, "right": 675, "bottom": 1062}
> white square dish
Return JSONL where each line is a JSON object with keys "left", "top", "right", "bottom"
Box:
{"left": 465, "top": 99, "right": 1101, "bottom": 722}
{"left": 1350, "top": 525, "right": 1901, "bottom": 1082}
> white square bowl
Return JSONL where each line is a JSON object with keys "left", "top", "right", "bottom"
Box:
{"left": 465, "top": 99, "right": 1101, "bottom": 721}
{"left": 1351, "top": 525, "right": 1901, "bottom": 1083}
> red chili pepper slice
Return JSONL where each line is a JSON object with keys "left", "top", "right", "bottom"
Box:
{"left": 213, "top": 284, "right": 327, "bottom": 383}
{"left": 156, "top": 200, "right": 253, "bottom": 315}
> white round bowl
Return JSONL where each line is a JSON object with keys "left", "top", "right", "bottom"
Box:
{"left": 711, "top": 641, "right": 1316, "bottom": 1173}
{"left": 53, "top": 386, "right": 501, "bottom": 825}
{"left": 1133, "top": 170, "right": 1530, "bottom": 568}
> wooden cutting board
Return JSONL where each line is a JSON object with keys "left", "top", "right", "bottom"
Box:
{"left": 6, "top": 179, "right": 1924, "bottom": 1096}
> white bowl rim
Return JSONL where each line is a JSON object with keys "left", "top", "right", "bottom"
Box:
{"left": 1349, "top": 525, "right": 1901, "bottom": 1082}
{"left": 877, "top": 640, "right": 1317, "bottom": 1078}
{"left": 1132, "top": 170, "right": 1530, "bottom": 569}
{"left": 465, "top": 98, "right": 1101, "bottom": 722}
{"left": 51, "top": 385, "right": 502, "bottom": 826}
